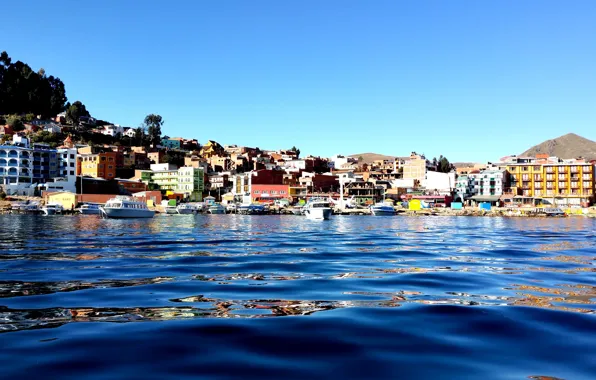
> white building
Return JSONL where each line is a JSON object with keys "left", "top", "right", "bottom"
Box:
{"left": 469, "top": 169, "right": 506, "bottom": 197}
{"left": 422, "top": 171, "right": 456, "bottom": 194}
{"left": 123, "top": 128, "right": 137, "bottom": 138}
{"left": 43, "top": 124, "right": 62, "bottom": 134}
{"left": 150, "top": 163, "right": 178, "bottom": 171}
{"left": 102, "top": 125, "right": 124, "bottom": 137}
{"left": 176, "top": 166, "right": 204, "bottom": 201}
{"left": 455, "top": 169, "right": 506, "bottom": 203}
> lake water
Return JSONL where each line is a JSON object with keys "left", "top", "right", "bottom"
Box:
{"left": 1, "top": 214, "right": 595, "bottom": 379}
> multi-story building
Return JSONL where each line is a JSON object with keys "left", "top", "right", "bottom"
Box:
{"left": 469, "top": 169, "right": 506, "bottom": 197}
{"left": 150, "top": 170, "right": 178, "bottom": 192}
{"left": 177, "top": 166, "right": 204, "bottom": 201}
{"left": 0, "top": 136, "right": 58, "bottom": 195}
{"left": 78, "top": 152, "right": 118, "bottom": 180}
{"left": 402, "top": 152, "right": 433, "bottom": 181}
{"left": 505, "top": 157, "right": 595, "bottom": 206}
{"left": 58, "top": 148, "right": 78, "bottom": 177}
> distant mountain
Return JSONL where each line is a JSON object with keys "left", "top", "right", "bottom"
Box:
{"left": 521, "top": 133, "right": 596, "bottom": 160}
{"left": 452, "top": 162, "right": 478, "bottom": 168}
{"left": 348, "top": 153, "right": 396, "bottom": 164}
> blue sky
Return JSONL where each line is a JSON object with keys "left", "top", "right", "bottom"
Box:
{"left": 2, "top": 1, "right": 595, "bottom": 162}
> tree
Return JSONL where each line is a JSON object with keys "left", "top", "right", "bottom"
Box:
{"left": 65, "top": 100, "right": 90, "bottom": 127}
{"left": 437, "top": 155, "right": 452, "bottom": 173}
{"left": 290, "top": 146, "right": 301, "bottom": 158}
{"left": 143, "top": 114, "right": 163, "bottom": 146}
{"left": 134, "top": 126, "right": 145, "bottom": 146}
{"left": 6, "top": 115, "right": 24, "bottom": 132}
{"left": 0, "top": 51, "right": 67, "bottom": 117}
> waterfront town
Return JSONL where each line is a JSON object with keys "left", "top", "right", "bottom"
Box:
{"left": 0, "top": 113, "right": 595, "bottom": 217}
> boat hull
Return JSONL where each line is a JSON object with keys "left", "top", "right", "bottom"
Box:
{"left": 41, "top": 208, "right": 57, "bottom": 215}
{"left": 304, "top": 207, "right": 332, "bottom": 220}
{"left": 371, "top": 206, "right": 394, "bottom": 216}
{"left": 101, "top": 208, "right": 155, "bottom": 219}
{"left": 165, "top": 207, "right": 179, "bottom": 215}
{"left": 208, "top": 206, "right": 225, "bottom": 214}
{"left": 80, "top": 209, "right": 102, "bottom": 215}
{"left": 177, "top": 208, "right": 197, "bottom": 215}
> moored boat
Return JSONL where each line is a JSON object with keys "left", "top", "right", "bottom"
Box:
{"left": 41, "top": 204, "right": 63, "bottom": 215}
{"left": 177, "top": 203, "right": 200, "bottom": 214}
{"left": 77, "top": 203, "right": 102, "bottom": 215}
{"left": 100, "top": 196, "right": 155, "bottom": 219}
{"left": 303, "top": 199, "right": 332, "bottom": 220}
{"left": 370, "top": 203, "right": 395, "bottom": 216}
{"left": 208, "top": 203, "right": 226, "bottom": 214}
{"left": 165, "top": 205, "right": 179, "bottom": 215}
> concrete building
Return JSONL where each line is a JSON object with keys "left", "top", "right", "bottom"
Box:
{"left": 422, "top": 171, "right": 455, "bottom": 194}
{"left": 504, "top": 156, "right": 595, "bottom": 206}
{"left": 78, "top": 152, "right": 118, "bottom": 180}
{"left": 177, "top": 166, "right": 204, "bottom": 201}
{"left": 402, "top": 152, "right": 433, "bottom": 181}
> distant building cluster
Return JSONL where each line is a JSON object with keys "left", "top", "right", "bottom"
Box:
{"left": 1, "top": 115, "right": 595, "bottom": 208}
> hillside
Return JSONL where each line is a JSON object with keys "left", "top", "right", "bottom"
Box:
{"left": 521, "top": 133, "right": 596, "bottom": 160}
{"left": 348, "top": 152, "right": 396, "bottom": 163}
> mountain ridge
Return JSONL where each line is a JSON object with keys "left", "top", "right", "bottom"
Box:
{"left": 520, "top": 133, "right": 596, "bottom": 160}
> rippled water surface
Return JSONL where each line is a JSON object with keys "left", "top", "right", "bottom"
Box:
{"left": 1, "top": 214, "right": 595, "bottom": 379}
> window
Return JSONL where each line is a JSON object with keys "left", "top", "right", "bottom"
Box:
{"left": 70, "top": 171, "right": 74, "bottom": 175}
{"left": 533, "top": 166, "right": 540, "bottom": 170}
{"left": 108, "top": 165, "right": 113, "bottom": 169}
{"left": 522, "top": 166, "right": 528, "bottom": 171}
{"left": 101, "top": 157, "right": 106, "bottom": 161}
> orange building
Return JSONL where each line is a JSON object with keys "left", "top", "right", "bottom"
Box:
{"left": 78, "top": 152, "right": 118, "bottom": 180}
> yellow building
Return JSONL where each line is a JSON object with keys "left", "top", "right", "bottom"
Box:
{"left": 507, "top": 162, "right": 595, "bottom": 206}
{"left": 45, "top": 191, "right": 77, "bottom": 210}
{"left": 200, "top": 140, "right": 225, "bottom": 158}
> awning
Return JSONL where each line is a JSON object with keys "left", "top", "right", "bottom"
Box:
{"left": 470, "top": 195, "right": 501, "bottom": 202}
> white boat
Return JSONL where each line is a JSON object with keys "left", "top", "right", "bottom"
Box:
{"left": 290, "top": 205, "right": 303, "bottom": 215}
{"left": 177, "top": 203, "right": 200, "bottom": 214}
{"left": 77, "top": 203, "right": 102, "bottom": 215}
{"left": 303, "top": 200, "right": 332, "bottom": 220}
{"left": 41, "top": 204, "right": 63, "bottom": 215}
{"left": 100, "top": 196, "right": 155, "bottom": 219}
{"left": 370, "top": 203, "right": 395, "bottom": 216}
{"left": 165, "top": 205, "right": 179, "bottom": 215}
{"left": 208, "top": 203, "right": 226, "bottom": 214}
{"left": 225, "top": 203, "right": 237, "bottom": 213}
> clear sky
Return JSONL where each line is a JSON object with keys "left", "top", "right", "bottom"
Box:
{"left": 2, "top": 1, "right": 595, "bottom": 162}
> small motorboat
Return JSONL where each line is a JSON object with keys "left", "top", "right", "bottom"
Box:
{"left": 41, "top": 204, "right": 63, "bottom": 215}
{"left": 370, "top": 203, "right": 395, "bottom": 216}
{"left": 77, "top": 203, "right": 102, "bottom": 215}
{"left": 177, "top": 203, "right": 200, "bottom": 215}
{"left": 303, "top": 200, "right": 332, "bottom": 220}
{"left": 208, "top": 203, "right": 226, "bottom": 214}
{"left": 165, "top": 205, "right": 179, "bottom": 215}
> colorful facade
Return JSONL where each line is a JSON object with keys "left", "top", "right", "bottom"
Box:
{"left": 507, "top": 162, "right": 595, "bottom": 206}
{"left": 78, "top": 152, "right": 118, "bottom": 180}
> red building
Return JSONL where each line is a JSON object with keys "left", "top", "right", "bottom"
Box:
{"left": 251, "top": 184, "right": 289, "bottom": 203}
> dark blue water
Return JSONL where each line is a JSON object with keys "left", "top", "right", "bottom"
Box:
{"left": 1, "top": 215, "right": 595, "bottom": 379}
